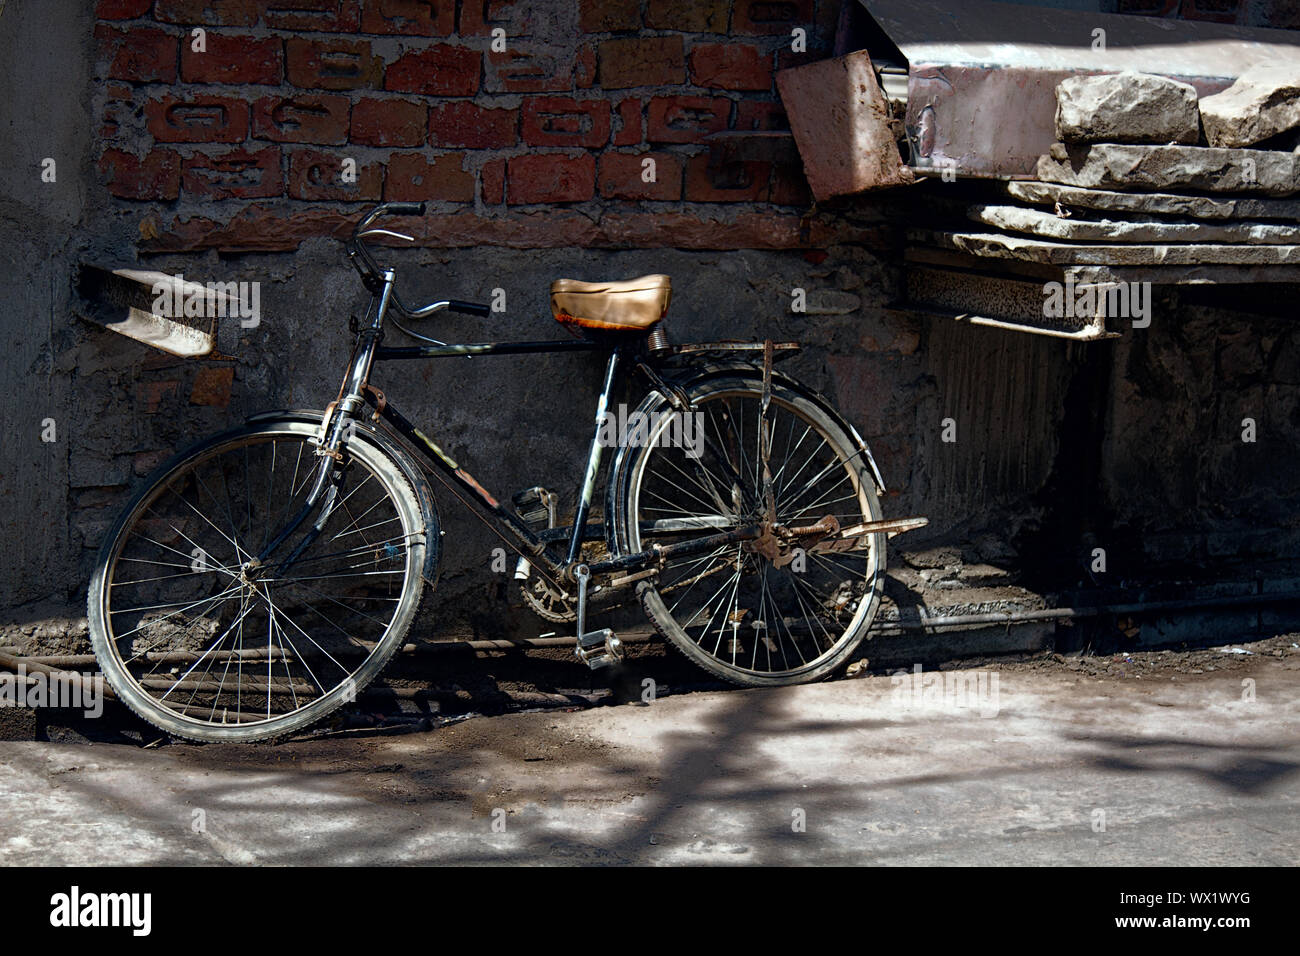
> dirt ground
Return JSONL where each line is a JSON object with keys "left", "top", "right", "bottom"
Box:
{"left": 0, "top": 630, "right": 1295, "bottom": 865}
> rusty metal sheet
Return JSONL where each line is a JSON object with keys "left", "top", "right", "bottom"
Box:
{"left": 859, "top": 0, "right": 1300, "bottom": 179}
{"left": 75, "top": 265, "right": 238, "bottom": 357}
{"left": 775, "top": 49, "right": 914, "bottom": 201}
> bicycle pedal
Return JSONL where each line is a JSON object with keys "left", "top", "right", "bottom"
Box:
{"left": 575, "top": 628, "right": 623, "bottom": 669}
{"left": 512, "top": 486, "right": 557, "bottom": 530}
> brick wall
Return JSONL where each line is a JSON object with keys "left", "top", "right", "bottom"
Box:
{"left": 91, "top": 0, "right": 860, "bottom": 254}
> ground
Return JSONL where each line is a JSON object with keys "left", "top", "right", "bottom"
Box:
{"left": 0, "top": 634, "right": 1297, "bottom": 865}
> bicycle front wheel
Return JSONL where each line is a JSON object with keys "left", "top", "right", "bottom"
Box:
{"left": 87, "top": 420, "right": 431, "bottom": 742}
{"left": 612, "top": 372, "right": 885, "bottom": 686}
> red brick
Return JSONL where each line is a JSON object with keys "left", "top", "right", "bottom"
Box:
{"left": 96, "top": 0, "right": 152, "bottom": 18}
{"left": 647, "top": 95, "right": 730, "bottom": 144}
{"left": 190, "top": 367, "right": 234, "bottom": 408}
{"left": 521, "top": 97, "right": 610, "bottom": 148}
{"left": 287, "top": 148, "right": 383, "bottom": 201}
{"left": 385, "top": 152, "right": 474, "bottom": 202}
{"left": 775, "top": 47, "right": 819, "bottom": 72}
{"left": 481, "top": 158, "right": 505, "bottom": 203}
{"left": 181, "top": 32, "right": 283, "bottom": 85}
{"left": 506, "top": 153, "right": 595, "bottom": 204}
{"left": 361, "top": 0, "right": 455, "bottom": 35}
{"left": 145, "top": 94, "right": 249, "bottom": 143}
{"left": 689, "top": 43, "right": 770, "bottom": 91}
{"left": 645, "top": 0, "right": 728, "bottom": 32}
{"left": 598, "top": 36, "right": 685, "bottom": 89}
{"left": 100, "top": 83, "right": 137, "bottom": 138}
{"left": 143, "top": 204, "right": 882, "bottom": 253}
{"left": 614, "top": 97, "right": 643, "bottom": 145}
{"left": 735, "top": 100, "right": 788, "bottom": 131}
{"left": 460, "top": 0, "right": 535, "bottom": 37}
{"left": 99, "top": 148, "right": 182, "bottom": 200}
{"left": 184, "top": 146, "right": 282, "bottom": 200}
{"left": 385, "top": 45, "right": 479, "bottom": 96}
{"left": 137, "top": 380, "right": 180, "bottom": 413}
{"left": 598, "top": 152, "right": 682, "bottom": 200}
{"left": 579, "top": 0, "right": 641, "bottom": 32}
{"left": 154, "top": 0, "right": 260, "bottom": 25}
{"left": 133, "top": 449, "right": 172, "bottom": 476}
{"left": 96, "top": 25, "right": 178, "bottom": 84}
{"left": 575, "top": 45, "right": 597, "bottom": 89}
{"left": 263, "top": 1, "right": 361, "bottom": 31}
{"left": 685, "top": 153, "right": 770, "bottom": 201}
{"left": 286, "top": 37, "right": 383, "bottom": 90}
{"left": 731, "top": 0, "right": 814, "bottom": 35}
{"left": 252, "top": 93, "right": 350, "bottom": 144}
{"left": 485, "top": 47, "right": 575, "bottom": 93}
{"left": 428, "top": 101, "right": 517, "bottom": 149}
{"left": 770, "top": 163, "right": 811, "bottom": 206}
{"left": 351, "top": 96, "right": 428, "bottom": 147}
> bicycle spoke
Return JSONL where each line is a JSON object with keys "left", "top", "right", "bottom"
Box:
{"left": 94, "top": 427, "right": 423, "bottom": 738}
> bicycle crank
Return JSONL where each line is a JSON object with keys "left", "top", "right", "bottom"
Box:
{"left": 572, "top": 564, "right": 624, "bottom": 670}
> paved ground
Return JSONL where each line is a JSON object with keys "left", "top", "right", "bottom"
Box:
{"left": 1, "top": 639, "right": 1298, "bottom": 865}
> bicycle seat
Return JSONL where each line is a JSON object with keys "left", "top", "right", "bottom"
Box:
{"left": 550, "top": 275, "right": 671, "bottom": 331}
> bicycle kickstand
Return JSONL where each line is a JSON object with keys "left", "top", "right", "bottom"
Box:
{"left": 573, "top": 564, "right": 624, "bottom": 670}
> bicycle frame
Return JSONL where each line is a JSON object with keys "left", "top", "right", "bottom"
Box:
{"left": 370, "top": 332, "right": 624, "bottom": 576}
{"left": 251, "top": 266, "right": 758, "bottom": 586}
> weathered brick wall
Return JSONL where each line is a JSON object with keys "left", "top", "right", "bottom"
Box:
{"left": 7, "top": 0, "right": 1300, "bottom": 637}
{"left": 91, "top": 0, "right": 859, "bottom": 254}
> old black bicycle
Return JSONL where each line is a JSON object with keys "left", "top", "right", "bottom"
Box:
{"left": 87, "top": 202, "right": 926, "bottom": 742}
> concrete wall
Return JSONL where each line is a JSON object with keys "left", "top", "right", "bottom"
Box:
{"left": 2, "top": 0, "right": 1299, "bottom": 642}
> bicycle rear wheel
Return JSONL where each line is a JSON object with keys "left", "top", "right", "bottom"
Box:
{"left": 87, "top": 420, "right": 430, "bottom": 742}
{"left": 612, "top": 372, "right": 885, "bottom": 686}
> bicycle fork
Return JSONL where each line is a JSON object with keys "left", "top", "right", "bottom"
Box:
{"left": 250, "top": 271, "right": 398, "bottom": 581}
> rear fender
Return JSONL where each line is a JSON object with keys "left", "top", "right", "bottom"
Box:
{"left": 603, "top": 362, "right": 887, "bottom": 553}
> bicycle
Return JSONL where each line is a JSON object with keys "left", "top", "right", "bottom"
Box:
{"left": 87, "top": 202, "right": 928, "bottom": 742}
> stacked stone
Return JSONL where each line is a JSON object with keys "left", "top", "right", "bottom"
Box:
{"left": 969, "top": 69, "right": 1300, "bottom": 248}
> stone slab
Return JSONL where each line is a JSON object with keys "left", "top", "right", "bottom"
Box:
{"left": 1006, "top": 180, "right": 1300, "bottom": 222}
{"left": 910, "top": 227, "right": 1300, "bottom": 265}
{"left": 1037, "top": 142, "right": 1300, "bottom": 197}
{"left": 1200, "top": 65, "right": 1300, "bottom": 148}
{"left": 969, "top": 202, "right": 1300, "bottom": 244}
{"left": 1056, "top": 71, "right": 1199, "bottom": 145}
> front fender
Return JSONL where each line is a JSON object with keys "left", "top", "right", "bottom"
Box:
{"left": 246, "top": 408, "right": 441, "bottom": 586}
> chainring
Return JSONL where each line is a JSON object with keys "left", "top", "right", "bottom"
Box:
{"left": 518, "top": 540, "right": 620, "bottom": 623}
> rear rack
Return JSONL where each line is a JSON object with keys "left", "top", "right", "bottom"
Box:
{"left": 667, "top": 341, "right": 801, "bottom": 360}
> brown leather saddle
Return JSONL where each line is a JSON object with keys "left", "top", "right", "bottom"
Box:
{"left": 550, "top": 274, "right": 671, "bottom": 332}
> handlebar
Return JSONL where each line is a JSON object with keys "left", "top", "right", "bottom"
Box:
{"left": 384, "top": 201, "right": 426, "bottom": 217}
{"left": 346, "top": 203, "right": 490, "bottom": 320}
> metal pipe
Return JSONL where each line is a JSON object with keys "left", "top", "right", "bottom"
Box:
{"left": 0, "top": 649, "right": 116, "bottom": 700}
{"left": 0, "top": 633, "right": 659, "bottom": 669}
{"left": 870, "top": 589, "right": 1300, "bottom": 634}
{"left": 6, "top": 589, "right": 1298, "bottom": 672}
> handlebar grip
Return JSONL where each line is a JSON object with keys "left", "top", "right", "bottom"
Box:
{"left": 448, "top": 300, "right": 491, "bottom": 317}
{"left": 387, "top": 202, "right": 426, "bottom": 216}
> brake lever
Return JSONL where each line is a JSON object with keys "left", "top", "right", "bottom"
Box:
{"left": 358, "top": 228, "right": 416, "bottom": 243}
